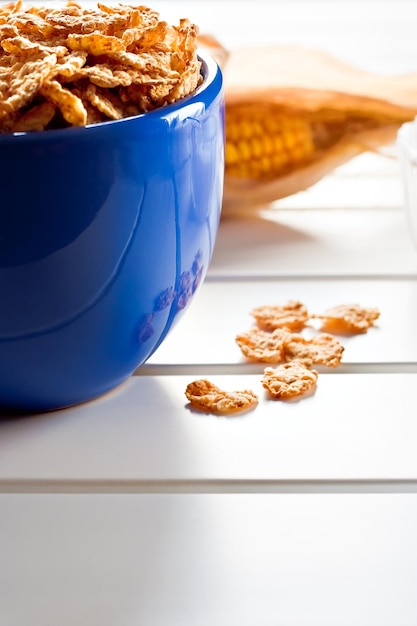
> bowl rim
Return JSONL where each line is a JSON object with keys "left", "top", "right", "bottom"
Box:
{"left": 0, "top": 49, "right": 221, "bottom": 142}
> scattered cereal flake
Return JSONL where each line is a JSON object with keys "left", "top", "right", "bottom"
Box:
{"left": 235, "top": 327, "right": 290, "bottom": 363}
{"left": 236, "top": 326, "right": 344, "bottom": 367}
{"left": 185, "top": 379, "right": 258, "bottom": 414}
{"left": 261, "top": 362, "right": 318, "bottom": 399}
{"left": 284, "top": 332, "right": 344, "bottom": 368}
{"left": 312, "top": 304, "right": 380, "bottom": 334}
{"left": 251, "top": 300, "right": 309, "bottom": 332}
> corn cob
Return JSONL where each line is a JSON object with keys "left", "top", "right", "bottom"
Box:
{"left": 197, "top": 37, "right": 417, "bottom": 213}
{"left": 225, "top": 103, "right": 411, "bottom": 182}
{"left": 225, "top": 104, "right": 316, "bottom": 180}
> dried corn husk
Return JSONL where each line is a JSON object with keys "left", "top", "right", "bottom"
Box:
{"left": 199, "top": 37, "right": 417, "bottom": 215}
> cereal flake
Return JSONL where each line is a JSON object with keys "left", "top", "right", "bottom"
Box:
{"left": 235, "top": 327, "right": 290, "bottom": 363}
{"left": 251, "top": 300, "right": 309, "bottom": 332}
{"left": 261, "top": 362, "right": 318, "bottom": 399}
{"left": 312, "top": 303, "right": 380, "bottom": 334}
{"left": 185, "top": 379, "right": 259, "bottom": 414}
{"left": 284, "top": 332, "right": 344, "bottom": 368}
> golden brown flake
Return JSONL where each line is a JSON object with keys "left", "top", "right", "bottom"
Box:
{"left": 185, "top": 379, "right": 259, "bottom": 415}
{"left": 283, "top": 332, "right": 344, "bottom": 368}
{"left": 39, "top": 78, "right": 87, "bottom": 126}
{"left": 11, "top": 99, "right": 55, "bottom": 131}
{"left": 312, "top": 304, "right": 380, "bottom": 334}
{"left": 67, "top": 33, "right": 125, "bottom": 56}
{"left": 235, "top": 327, "right": 290, "bottom": 363}
{"left": 251, "top": 300, "right": 309, "bottom": 332}
{"left": 261, "top": 362, "right": 318, "bottom": 399}
{"left": 64, "top": 63, "right": 134, "bottom": 88}
{"left": 49, "top": 51, "right": 88, "bottom": 80}
{"left": 84, "top": 82, "right": 125, "bottom": 120}
{"left": 0, "top": 54, "right": 58, "bottom": 120}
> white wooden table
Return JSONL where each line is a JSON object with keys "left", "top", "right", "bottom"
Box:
{"left": 2, "top": 2, "right": 417, "bottom": 624}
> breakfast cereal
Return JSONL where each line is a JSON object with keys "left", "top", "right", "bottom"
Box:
{"left": 235, "top": 327, "right": 290, "bottom": 363}
{"left": 283, "top": 332, "right": 344, "bottom": 368}
{"left": 185, "top": 379, "right": 259, "bottom": 414}
{"left": 250, "top": 300, "right": 309, "bottom": 332}
{"left": 261, "top": 362, "right": 318, "bottom": 399}
{"left": 312, "top": 303, "right": 380, "bottom": 334}
{"left": 0, "top": 1, "right": 201, "bottom": 132}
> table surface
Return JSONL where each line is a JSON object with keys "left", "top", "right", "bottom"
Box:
{"left": 2, "top": 2, "right": 417, "bottom": 624}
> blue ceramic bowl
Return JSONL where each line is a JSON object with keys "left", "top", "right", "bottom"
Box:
{"left": 0, "top": 51, "right": 224, "bottom": 412}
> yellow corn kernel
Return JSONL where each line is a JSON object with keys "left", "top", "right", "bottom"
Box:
{"left": 251, "top": 137, "right": 263, "bottom": 159}
{"left": 262, "top": 134, "right": 274, "bottom": 156}
{"left": 237, "top": 139, "right": 252, "bottom": 162}
{"left": 225, "top": 104, "right": 316, "bottom": 180}
{"left": 225, "top": 141, "right": 240, "bottom": 165}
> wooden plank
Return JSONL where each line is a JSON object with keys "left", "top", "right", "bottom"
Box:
{"left": 1, "top": 493, "right": 417, "bottom": 625}
{"left": 1, "top": 374, "right": 417, "bottom": 492}
{"left": 148, "top": 277, "right": 417, "bottom": 367}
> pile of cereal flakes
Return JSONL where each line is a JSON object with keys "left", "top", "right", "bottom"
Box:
{"left": 185, "top": 301, "right": 380, "bottom": 414}
{"left": 0, "top": 1, "right": 201, "bottom": 132}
